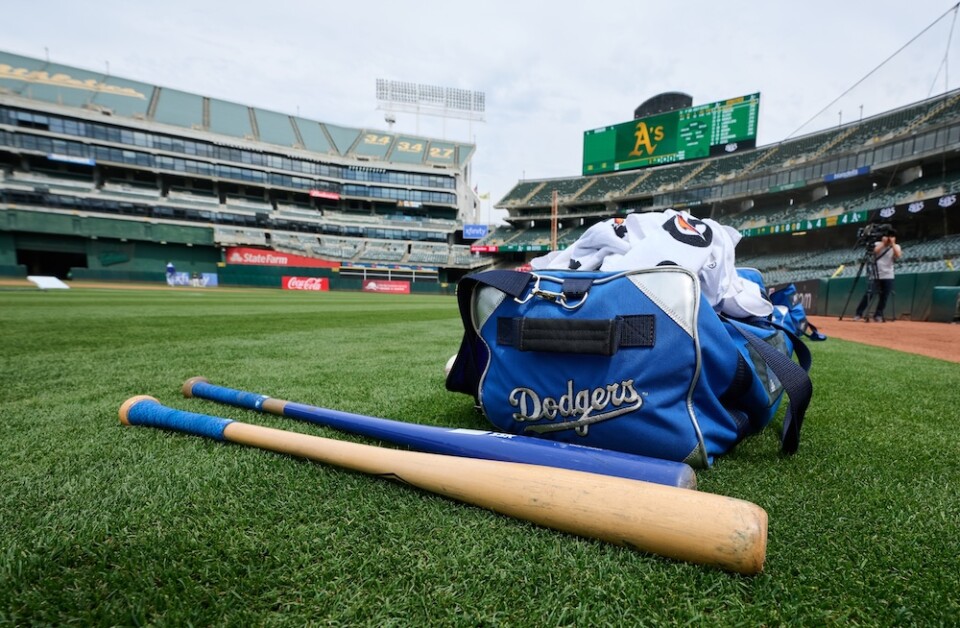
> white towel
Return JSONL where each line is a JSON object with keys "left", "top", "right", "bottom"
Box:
{"left": 530, "top": 210, "right": 772, "bottom": 318}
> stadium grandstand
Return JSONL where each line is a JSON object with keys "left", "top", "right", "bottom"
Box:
{"left": 2, "top": 47, "right": 959, "bottom": 317}
{"left": 0, "top": 50, "right": 494, "bottom": 293}
{"left": 477, "top": 89, "right": 960, "bottom": 320}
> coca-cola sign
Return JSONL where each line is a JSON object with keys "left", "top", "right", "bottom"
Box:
{"left": 282, "top": 276, "right": 329, "bottom": 291}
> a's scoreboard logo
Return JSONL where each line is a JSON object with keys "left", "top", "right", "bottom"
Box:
{"left": 583, "top": 93, "right": 760, "bottom": 175}
{"left": 628, "top": 120, "right": 666, "bottom": 158}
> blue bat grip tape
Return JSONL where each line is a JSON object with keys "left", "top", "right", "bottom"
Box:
{"left": 190, "top": 381, "right": 269, "bottom": 411}
{"left": 129, "top": 399, "right": 233, "bottom": 440}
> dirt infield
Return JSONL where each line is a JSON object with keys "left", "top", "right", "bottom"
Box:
{"left": 807, "top": 315, "right": 960, "bottom": 363}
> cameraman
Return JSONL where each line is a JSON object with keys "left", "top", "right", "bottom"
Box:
{"left": 854, "top": 226, "right": 903, "bottom": 322}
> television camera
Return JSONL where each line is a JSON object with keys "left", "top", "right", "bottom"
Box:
{"left": 856, "top": 222, "right": 897, "bottom": 250}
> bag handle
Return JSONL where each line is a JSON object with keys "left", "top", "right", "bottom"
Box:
{"left": 497, "top": 315, "right": 655, "bottom": 355}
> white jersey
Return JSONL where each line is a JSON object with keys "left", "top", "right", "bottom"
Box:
{"left": 530, "top": 210, "right": 772, "bottom": 318}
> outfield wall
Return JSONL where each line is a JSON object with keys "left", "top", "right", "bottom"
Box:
{"left": 57, "top": 264, "right": 960, "bottom": 317}
{"left": 798, "top": 271, "right": 960, "bottom": 320}
{"left": 217, "top": 264, "right": 454, "bottom": 295}
{"left": 1, "top": 209, "right": 219, "bottom": 277}
{"left": 0, "top": 231, "right": 17, "bottom": 268}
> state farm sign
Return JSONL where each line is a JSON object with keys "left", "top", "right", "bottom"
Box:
{"left": 283, "top": 276, "right": 329, "bottom": 291}
{"left": 225, "top": 247, "right": 338, "bottom": 268}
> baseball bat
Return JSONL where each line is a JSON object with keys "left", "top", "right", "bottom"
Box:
{"left": 181, "top": 377, "right": 696, "bottom": 489}
{"left": 119, "top": 396, "right": 767, "bottom": 574}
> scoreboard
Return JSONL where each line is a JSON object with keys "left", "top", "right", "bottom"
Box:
{"left": 582, "top": 93, "right": 759, "bottom": 175}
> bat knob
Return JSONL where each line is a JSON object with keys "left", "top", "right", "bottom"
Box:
{"left": 182, "top": 376, "right": 210, "bottom": 398}
{"left": 119, "top": 395, "right": 159, "bottom": 425}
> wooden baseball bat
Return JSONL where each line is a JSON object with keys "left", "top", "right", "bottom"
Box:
{"left": 119, "top": 395, "right": 767, "bottom": 574}
{"left": 181, "top": 377, "right": 697, "bottom": 489}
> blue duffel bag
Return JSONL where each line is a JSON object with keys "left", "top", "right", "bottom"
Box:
{"left": 445, "top": 267, "right": 812, "bottom": 468}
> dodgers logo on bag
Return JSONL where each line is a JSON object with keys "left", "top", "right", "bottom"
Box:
{"left": 446, "top": 267, "right": 812, "bottom": 468}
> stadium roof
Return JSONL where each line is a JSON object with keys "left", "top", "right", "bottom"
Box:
{"left": 0, "top": 50, "right": 475, "bottom": 169}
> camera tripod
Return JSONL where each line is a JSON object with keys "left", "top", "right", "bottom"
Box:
{"left": 839, "top": 246, "right": 896, "bottom": 321}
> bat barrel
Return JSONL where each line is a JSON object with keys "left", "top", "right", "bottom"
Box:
{"left": 182, "top": 377, "right": 697, "bottom": 489}
{"left": 119, "top": 396, "right": 766, "bottom": 574}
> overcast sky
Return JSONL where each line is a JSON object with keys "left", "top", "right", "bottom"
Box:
{"left": 3, "top": 1, "right": 960, "bottom": 223}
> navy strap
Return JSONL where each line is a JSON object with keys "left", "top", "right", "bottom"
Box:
{"left": 764, "top": 319, "right": 813, "bottom": 373}
{"left": 459, "top": 269, "right": 532, "bottom": 303}
{"left": 727, "top": 319, "right": 813, "bottom": 455}
{"left": 804, "top": 321, "right": 828, "bottom": 341}
{"left": 447, "top": 271, "right": 534, "bottom": 400}
{"left": 561, "top": 276, "right": 593, "bottom": 301}
{"left": 455, "top": 269, "right": 534, "bottom": 348}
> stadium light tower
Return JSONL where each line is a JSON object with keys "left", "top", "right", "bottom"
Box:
{"left": 375, "top": 78, "right": 485, "bottom": 138}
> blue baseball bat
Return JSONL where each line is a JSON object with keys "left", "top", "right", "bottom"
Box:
{"left": 120, "top": 395, "right": 766, "bottom": 573}
{"left": 180, "top": 377, "right": 697, "bottom": 489}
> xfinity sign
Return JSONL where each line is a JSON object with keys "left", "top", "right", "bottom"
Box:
{"left": 463, "top": 224, "right": 489, "bottom": 240}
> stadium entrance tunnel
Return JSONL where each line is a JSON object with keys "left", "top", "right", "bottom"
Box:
{"left": 16, "top": 249, "right": 87, "bottom": 279}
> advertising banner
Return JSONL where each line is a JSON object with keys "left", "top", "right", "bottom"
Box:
{"left": 463, "top": 224, "right": 489, "bottom": 240}
{"left": 470, "top": 243, "right": 549, "bottom": 253}
{"left": 739, "top": 192, "right": 959, "bottom": 238}
{"left": 824, "top": 166, "right": 870, "bottom": 182}
{"left": 362, "top": 279, "right": 410, "bottom": 294}
{"left": 282, "top": 276, "right": 329, "bottom": 291}
{"left": 225, "top": 247, "right": 339, "bottom": 268}
{"left": 167, "top": 272, "right": 218, "bottom": 287}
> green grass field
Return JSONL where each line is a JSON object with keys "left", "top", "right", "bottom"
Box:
{"left": 1, "top": 286, "right": 958, "bottom": 626}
